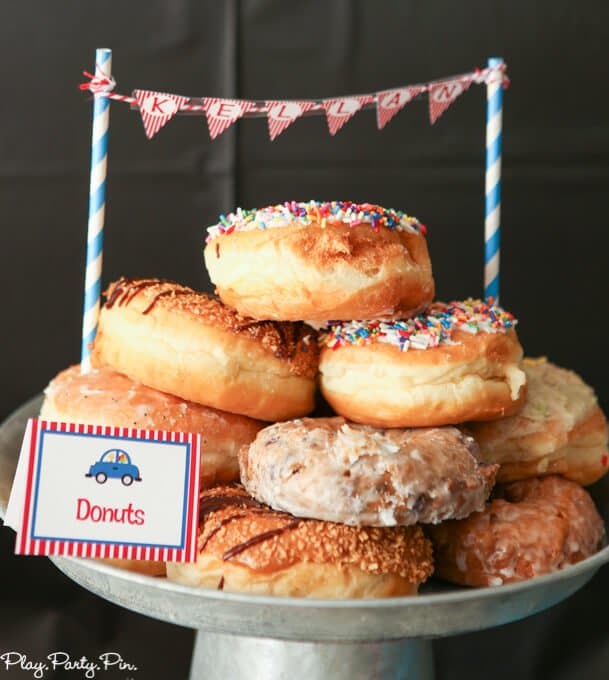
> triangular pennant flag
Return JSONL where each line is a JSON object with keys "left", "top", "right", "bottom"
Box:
{"left": 133, "top": 90, "right": 189, "bottom": 139}
{"left": 322, "top": 96, "right": 372, "bottom": 136}
{"left": 428, "top": 75, "right": 473, "bottom": 124}
{"left": 265, "top": 100, "right": 316, "bottom": 141}
{"left": 376, "top": 86, "right": 424, "bottom": 130}
{"left": 203, "top": 98, "right": 256, "bottom": 139}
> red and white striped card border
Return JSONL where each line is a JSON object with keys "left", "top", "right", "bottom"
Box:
{"left": 15, "top": 419, "right": 200, "bottom": 563}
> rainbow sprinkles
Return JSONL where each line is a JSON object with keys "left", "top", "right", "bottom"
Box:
{"left": 320, "top": 299, "right": 516, "bottom": 352}
{"left": 206, "top": 200, "right": 426, "bottom": 242}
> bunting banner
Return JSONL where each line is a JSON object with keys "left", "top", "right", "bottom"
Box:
{"left": 134, "top": 90, "right": 189, "bottom": 139}
{"left": 80, "top": 63, "right": 509, "bottom": 141}
{"left": 376, "top": 86, "right": 424, "bottom": 130}
{"left": 323, "top": 96, "right": 374, "bottom": 136}
{"left": 266, "top": 100, "right": 316, "bottom": 140}
{"left": 204, "top": 98, "right": 256, "bottom": 139}
{"left": 428, "top": 75, "right": 474, "bottom": 125}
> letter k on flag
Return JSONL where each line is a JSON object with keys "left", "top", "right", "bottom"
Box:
{"left": 133, "top": 90, "right": 189, "bottom": 139}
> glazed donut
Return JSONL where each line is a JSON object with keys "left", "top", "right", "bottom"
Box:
{"left": 427, "top": 476, "right": 605, "bottom": 586}
{"left": 319, "top": 299, "right": 527, "bottom": 428}
{"left": 239, "top": 417, "right": 498, "bottom": 527}
{"left": 90, "top": 278, "right": 318, "bottom": 421}
{"left": 203, "top": 201, "right": 434, "bottom": 322}
{"left": 40, "top": 364, "right": 264, "bottom": 488}
{"left": 466, "top": 357, "right": 609, "bottom": 485}
{"left": 166, "top": 485, "right": 434, "bottom": 598}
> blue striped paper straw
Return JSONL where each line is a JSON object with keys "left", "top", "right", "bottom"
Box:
{"left": 484, "top": 56, "right": 503, "bottom": 303}
{"left": 81, "top": 48, "right": 112, "bottom": 372}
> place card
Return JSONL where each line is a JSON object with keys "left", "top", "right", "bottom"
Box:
{"left": 5, "top": 419, "right": 200, "bottom": 562}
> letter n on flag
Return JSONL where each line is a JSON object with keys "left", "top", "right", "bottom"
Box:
{"left": 322, "top": 96, "right": 373, "bottom": 136}
{"left": 133, "top": 91, "right": 189, "bottom": 139}
{"left": 428, "top": 75, "right": 474, "bottom": 124}
{"left": 265, "top": 101, "right": 315, "bottom": 141}
{"left": 203, "top": 99, "right": 256, "bottom": 139}
{"left": 376, "top": 86, "right": 424, "bottom": 130}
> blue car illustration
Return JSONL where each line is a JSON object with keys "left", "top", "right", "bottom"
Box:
{"left": 85, "top": 448, "right": 142, "bottom": 486}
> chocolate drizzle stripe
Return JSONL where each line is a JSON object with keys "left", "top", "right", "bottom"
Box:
{"left": 200, "top": 508, "right": 291, "bottom": 553}
{"left": 222, "top": 520, "right": 302, "bottom": 561}
{"left": 198, "top": 494, "right": 265, "bottom": 522}
{"left": 142, "top": 289, "right": 191, "bottom": 315}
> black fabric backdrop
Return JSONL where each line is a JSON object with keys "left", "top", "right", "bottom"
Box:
{"left": 1, "top": 1, "right": 608, "bottom": 678}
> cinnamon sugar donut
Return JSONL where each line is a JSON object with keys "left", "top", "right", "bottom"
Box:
{"left": 319, "top": 299, "right": 527, "bottom": 427}
{"left": 467, "top": 358, "right": 609, "bottom": 485}
{"left": 204, "top": 201, "right": 434, "bottom": 322}
{"left": 239, "top": 417, "right": 498, "bottom": 527}
{"left": 91, "top": 278, "right": 318, "bottom": 421}
{"left": 428, "top": 476, "right": 605, "bottom": 587}
{"left": 166, "top": 485, "right": 434, "bottom": 598}
{"left": 40, "top": 364, "right": 264, "bottom": 488}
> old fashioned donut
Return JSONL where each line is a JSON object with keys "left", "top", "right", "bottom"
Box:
{"left": 319, "top": 299, "right": 527, "bottom": 428}
{"left": 204, "top": 201, "right": 434, "bottom": 322}
{"left": 427, "top": 475, "right": 605, "bottom": 587}
{"left": 467, "top": 358, "right": 609, "bottom": 485}
{"left": 166, "top": 485, "right": 434, "bottom": 598}
{"left": 239, "top": 417, "right": 498, "bottom": 526}
{"left": 40, "top": 364, "right": 264, "bottom": 488}
{"left": 90, "top": 278, "right": 319, "bottom": 421}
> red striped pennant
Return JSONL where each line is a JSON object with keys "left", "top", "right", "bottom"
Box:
{"left": 376, "top": 86, "right": 424, "bottom": 130}
{"left": 133, "top": 90, "right": 189, "bottom": 139}
{"left": 266, "top": 100, "right": 315, "bottom": 141}
{"left": 428, "top": 75, "right": 474, "bottom": 124}
{"left": 322, "top": 95, "right": 373, "bottom": 136}
{"left": 203, "top": 98, "right": 256, "bottom": 139}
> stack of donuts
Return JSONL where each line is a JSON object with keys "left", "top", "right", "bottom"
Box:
{"left": 41, "top": 200, "right": 608, "bottom": 595}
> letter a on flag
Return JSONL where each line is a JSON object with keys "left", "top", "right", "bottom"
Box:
{"left": 134, "top": 90, "right": 189, "bottom": 139}
{"left": 265, "top": 101, "right": 316, "bottom": 141}
{"left": 428, "top": 75, "right": 474, "bottom": 124}
{"left": 376, "top": 87, "right": 424, "bottom": 130}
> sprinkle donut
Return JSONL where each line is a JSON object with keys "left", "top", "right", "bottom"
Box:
{"left": 319, "top": 299, "right": 527, "bottom": 428}
{"left": 204, "top": 200, "right": 434, "bottom": 322}
{"left": 427, "top": 475, "right": 605, "bottom": 586}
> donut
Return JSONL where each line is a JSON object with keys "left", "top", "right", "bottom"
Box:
{"left": 427, "top": 476, "right": 605, "bottom": 586}
{"left": 203, "top": 200, "right": 434, "bottom": 322}
{"left": 100, "top": 559, "right": 166, "bottom": 577}
{"left": 466, "top": 357, "right": 609, "bottom": 485}
{"left": 319, "top": 299, "right": 527, "bottom": 428}
{"left": 40, "top": 364, "right": 264, "bottom": 488}
{"left": 90, "top": 278, "right": 319, "bottom": 421}
{"left": 166, "top": 485, "right": 434, "bottom": 598}
{"left": 239, "top": 417, "right": 498, "bottom": 527}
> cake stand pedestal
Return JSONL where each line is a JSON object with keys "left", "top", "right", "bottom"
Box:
{"left": 2, "top": 397, "right": 609, "bottom": 680}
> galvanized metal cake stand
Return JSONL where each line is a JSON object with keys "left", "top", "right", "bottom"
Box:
{"left": 2, "top": 396, "right": 609, "bottom": 680}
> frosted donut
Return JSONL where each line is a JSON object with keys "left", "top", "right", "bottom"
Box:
{"left": 203, "top": 200, "right": 434, "bottom": 321}
{"left": 427, "top": 476, "right": 605, "bottom": 587}
{"left": 90, "top": 278, "right": 319, "bottom": 421}
{"left": 466, "top": 358, "right": 609, "bottom": 485}
{"left": 40, "top": 364, "right": 264, "bottom": 489}
{"left": 166, "top": 485, "right": 434, "bottom": 598}
{"left": 239, "top": 417, "right": 498, "bottom": 526}
{"left": 319, "top": 299, "right": 527, "bottom": 428}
